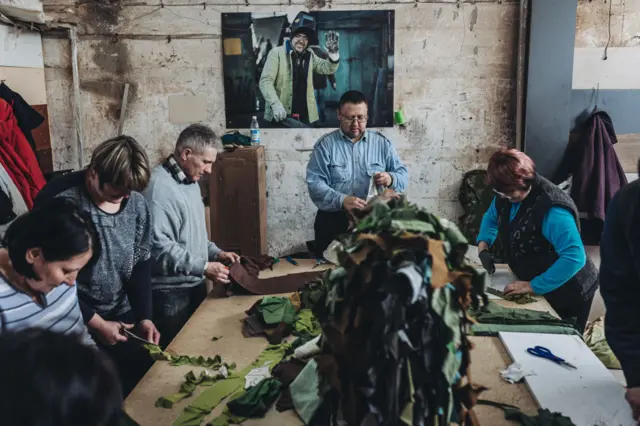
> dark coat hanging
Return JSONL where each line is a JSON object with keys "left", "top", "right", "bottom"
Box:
{"left": 561, "top": 109, "right": 627, "bottom": 243}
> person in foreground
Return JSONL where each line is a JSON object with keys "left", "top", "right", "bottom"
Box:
{"left": 144, "top": 124, "right": 240, "bottom": 347}
{"left": 34, "top": 135, "right": 160, "bottom": 396}
{"left": 600, "top": 158, "right": 640, "bottom": 422}
{"left": 306, "top": 90, "right": 408, "bottom": 257}
{"left": 0, "top": 198, "right": 98, "bottom": 344}
{"left": 476, "top": 148, "right": 598, "bottom": 332}
{"left": 0, "top": 329, "right": 123, "bottom": 426}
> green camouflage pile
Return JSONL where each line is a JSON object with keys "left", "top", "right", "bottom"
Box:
{"left": 299, "top": 191, "right": 488, "bottom": 426}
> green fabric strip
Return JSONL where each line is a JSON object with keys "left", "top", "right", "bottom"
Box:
{"left": 156, "top": 369, "right": 230, "bottom": 409}
{"left": 171, "top": 343, "right": 291, "bottom": 426}
{"left": 144, "top": 344, "right": 237, "bottom": 369}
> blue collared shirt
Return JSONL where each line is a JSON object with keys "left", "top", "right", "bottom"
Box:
{"left": 306, "top": 130, "right": 408, "bottom": 212}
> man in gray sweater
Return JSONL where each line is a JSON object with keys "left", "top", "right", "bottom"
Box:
{"left": 144, "top": 124, "right": 240, "bottom": 346}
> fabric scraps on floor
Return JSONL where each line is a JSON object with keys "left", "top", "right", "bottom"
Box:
{"left": 156, "top": 367, "right": 230, "bottom": 408}
{"left": 296, "top": 192, "right": 487, "bottom": 425}
{"left": 468, "top": 302, "right": 582, "bottom": 337}
{"left": 170, "top": 343, "right": 290, "bottom": 426}
{"left": 584, "top": 316, "right": 622, "bottom": 370}
{"left": 477, "top": 399, "right": 576, "bottom": 425}
{"left": 144, "top": 344, "right": 236, "bottom": 369}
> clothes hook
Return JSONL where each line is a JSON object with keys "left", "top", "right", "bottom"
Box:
{"left": 594, "top": 83, "right": 600, "bottom": 110}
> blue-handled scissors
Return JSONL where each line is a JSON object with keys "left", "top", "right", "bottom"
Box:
{"left": 526, "top": 346, "right": 577, "bottom": 369}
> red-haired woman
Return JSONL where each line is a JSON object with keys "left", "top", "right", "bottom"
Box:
{"left": 476, "top": 148, "right": 598, "bottom": 331}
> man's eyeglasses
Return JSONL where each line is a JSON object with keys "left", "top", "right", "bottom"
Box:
{"left": 341, "top": 115, "right": 368, "bottom": 123}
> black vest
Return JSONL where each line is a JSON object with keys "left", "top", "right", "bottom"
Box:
{"left": 496, "top": 175, "right": 598, "bottom": 310}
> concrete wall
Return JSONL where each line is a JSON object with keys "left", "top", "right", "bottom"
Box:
{"left": 574, "top": 0, "right": 640, "bottom": 177}
{"left": 40, "top": 0, "right": 516, "bottom": 255}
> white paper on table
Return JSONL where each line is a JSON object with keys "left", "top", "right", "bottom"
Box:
{"left": 487, "top": 269, "right": 518, "bottom": 292}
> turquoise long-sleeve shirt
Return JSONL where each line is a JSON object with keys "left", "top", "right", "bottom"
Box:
{"left": 477, "top": 197, "right": 586, "bottom": 295}
{"left": 306, "top": 130, "right": 408, "bottom": 212}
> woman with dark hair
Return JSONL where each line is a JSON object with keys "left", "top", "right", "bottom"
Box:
{"left": 0, "top": 197, "right": 100, "bottom": 344}
{"left": 477, "top": 148, "right": 599, "bottom": 331}
{"left": 0, "top": 328, "right": 124, "bottom": 426}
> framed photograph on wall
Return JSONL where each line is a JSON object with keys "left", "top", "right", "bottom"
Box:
{"left": 221, "top": 10, "right": 395, "bottom": 129}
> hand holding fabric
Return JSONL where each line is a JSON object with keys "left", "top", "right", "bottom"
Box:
{"left": 139, "top": 319, "right": 161, "bottom": 345}
{"left": 504, "top": 281, "right": 533, "bottom": 296}
{"left": 217, "top": 251, "right": 240, "bottom": 264}
{"left": 205, "top": 261, "right": 230, "bottom": 284}
{"left": 343, "top": 196, "right": 366, "bottom": 212}
{"left": 374, "top": 172, "right": 392, "bottom": 187}
{"left": 271, "top": 102, "right": 287, "bottom": 122}
{"left": 478, "top": 250, "right": 496, "bottom": 274}
{"left": 625, "top": 387, "right": 640, "bottom": 422}
{"left": 325, "top": 31, "right": 340, "bottom": 61}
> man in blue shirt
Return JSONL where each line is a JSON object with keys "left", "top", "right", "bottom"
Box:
{"left": 306, "top": 90, "right": 408, "bottom": 257}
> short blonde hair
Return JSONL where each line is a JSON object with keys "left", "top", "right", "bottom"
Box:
{"left": 89, "top": 136, "right": 150, "bottom": 192}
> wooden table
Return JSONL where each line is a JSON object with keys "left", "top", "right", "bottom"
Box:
{"left": 125, "top": 259, "right": 555, "bottom": 425}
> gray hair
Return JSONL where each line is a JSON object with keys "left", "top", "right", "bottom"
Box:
{"left": 175, "top": 124, "right": 220, "bottom": 153}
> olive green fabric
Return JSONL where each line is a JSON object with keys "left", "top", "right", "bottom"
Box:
{"left": 471, "top": 323, "right": 583, "bottom": 337}
{"left": 144, "top": 344, "right": 235, "bottom": 369}
{"left": 156, "top": 369, "right": 229, "bottom": 408}
{"left": 584, "top": 316, "right": 622, "bottom": 369}
{"left": 485, "top": 287, "right": 537, "bottom": 305}
{"left": 469, "top": 302, "right": 578, "bottom": 329}
{"left": 228, "top": 378, "right": 281, "bottom": 417}
{"left": 171, "top": 343, "right": 290, "bottom": 426}
{"left": 206, "top": 378, "right": 282, "bottom": 426}
{"left": 259, "top": 297, "right": 296, "bottom": 325}
{"left": 477, "top": 400, "right": 576, "bottom": 425}
{"left": 292, "top": 309, "right": 322, "bottom": 339}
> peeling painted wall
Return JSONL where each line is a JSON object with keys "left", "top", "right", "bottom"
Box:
{"left": 42, "top": 0, "right": 520, "bottom": 255}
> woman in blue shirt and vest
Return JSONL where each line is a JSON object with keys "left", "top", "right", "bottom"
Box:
{"left": 477, "top": 149, "right": 599, "bottom": 331}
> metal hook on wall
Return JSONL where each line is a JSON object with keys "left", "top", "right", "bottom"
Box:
{"left": 593, "top": 82, "right": 600, "bottom": 111}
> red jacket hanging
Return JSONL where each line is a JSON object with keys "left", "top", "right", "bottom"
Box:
{"left": 0, "top": 99, "right": 46, "bottom": 208}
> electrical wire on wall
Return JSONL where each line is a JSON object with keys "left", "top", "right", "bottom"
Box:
{"left": 603, "top": 0, "right": 613, "bottom": 60}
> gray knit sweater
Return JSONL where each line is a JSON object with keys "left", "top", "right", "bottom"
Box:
{"left": 143, "top": 165, "right": 221, "bottom": 290}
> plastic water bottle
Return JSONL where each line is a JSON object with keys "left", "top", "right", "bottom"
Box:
{"left": 250, "top": 116, "right": 260, "bottom": 146}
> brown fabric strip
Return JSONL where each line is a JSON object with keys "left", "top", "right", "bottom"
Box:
{"left": 229, "top": 263, "right": 324, "bottom": 295}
